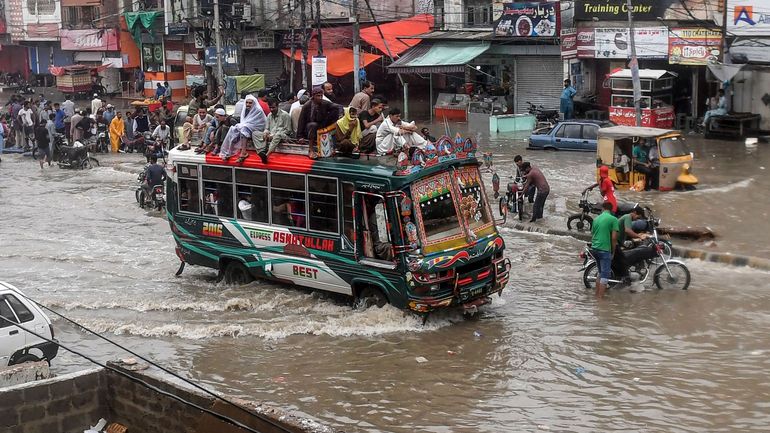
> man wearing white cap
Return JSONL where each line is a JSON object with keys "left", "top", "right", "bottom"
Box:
{"left": 103, "top": 104, "right": 116, "bottom": 124}
{"left": 290, "top": 89, "right": 308, "bottom": 133}
{"left": 91, "top": 94, "right": 103, "bottom": 117}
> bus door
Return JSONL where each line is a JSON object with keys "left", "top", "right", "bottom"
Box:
{"left": 351, "top": 190, "right": 397, "bottom": 268}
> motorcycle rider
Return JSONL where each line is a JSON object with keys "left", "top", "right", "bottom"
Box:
{"left": 151, "top": 119, "right": 171, "bottom": 151}
{"left": 142, "top": 155, "right": 166, "bottom": 205}
{"left": 612, "top": 206, "right": 648, "bottom": 281}
{"left": 584, "top": 165, "right": 617, "bottom": 214}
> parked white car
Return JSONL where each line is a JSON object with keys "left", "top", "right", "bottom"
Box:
{"left": 0, "top": 281, "right": 58, "bottom": 366}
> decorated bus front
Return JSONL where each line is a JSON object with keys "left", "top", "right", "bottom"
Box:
{"left": 393, "top": 162, "right": 510, "bottom": 314}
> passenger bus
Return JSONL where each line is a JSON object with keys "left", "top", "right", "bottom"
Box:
{"left": 165, "top": 138, "right": 510, "bottom": 315}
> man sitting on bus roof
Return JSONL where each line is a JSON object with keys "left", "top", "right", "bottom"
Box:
{"left": 254, "top": 98, "right": 293, "bottom": 164}
{"left": 218, "top": 95, "right": 266, "bottom": 164}
{"left": 296, "top": 87, "right": 343, "bottom": 159}
{"left": 375, "top": 107, "right": 427, "bottom": 156}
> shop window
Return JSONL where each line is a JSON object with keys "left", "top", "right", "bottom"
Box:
{"left": 27, "top": 0, "right": 57, "bottom": 16}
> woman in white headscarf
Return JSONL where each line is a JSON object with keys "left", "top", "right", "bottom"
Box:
{"left": 219, "top": 95, "right": 266, "bottom": 163}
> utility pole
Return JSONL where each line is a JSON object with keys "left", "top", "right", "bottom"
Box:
{"left": 213, "top": 0, "right": 224, "bottom": 86}
{"left": 315, "top": 0, "right": 323, "bottom": 55}
{"left": 363, "top": 0, "right": 407, "bottom": 118}
{"left": 300, "top": 0, "right": 309, "bottom": 88}
{"left": 626, "top": 0, "right": 642, "bottom": 126}
{"left": 352, "top": 0, "right": 360, "bottom": 93}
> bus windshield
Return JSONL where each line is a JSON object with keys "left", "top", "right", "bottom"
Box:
{"left": 456, "top": 166, "right": 493, "bottom": 234}
{"left": 412, "top": 173, "right": 464, "bottom": 244}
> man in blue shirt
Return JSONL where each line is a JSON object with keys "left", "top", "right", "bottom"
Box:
{"left": 53, "top": 103, "right": 66, "bottom": 134}
{"left": 560, "top": 79, "right": 577, "bottom": 120}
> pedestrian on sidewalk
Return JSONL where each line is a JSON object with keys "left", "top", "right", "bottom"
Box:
{"left": 520, "top": 161, "right": 550, "bottom": 223}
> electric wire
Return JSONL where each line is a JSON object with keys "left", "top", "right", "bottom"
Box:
{"left": 0, "top": 314, "right": 279, "bottom": 433}
{"left": 4, "top": 291, "right": 295, "bottom": 433}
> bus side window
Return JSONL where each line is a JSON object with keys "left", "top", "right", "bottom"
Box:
{"left": 308, "top": 176, "right": 339, "bottom": 233}
{"left": 235, "top": 169, "right": 268, "bottom": 223}
{"left": 178, "top": 164, "right": 200, "bottom": 214}
{"left": 202, "top": 166, "right": 234, "bottom": 218}
{"left": 271, "top": 173, "right": 306, "bottom": 228}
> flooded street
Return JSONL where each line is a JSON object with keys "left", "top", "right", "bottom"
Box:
{"left": 1, "top": 130, "right": 770, "bottom": 432}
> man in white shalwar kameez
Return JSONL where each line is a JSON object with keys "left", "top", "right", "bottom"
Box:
{"left": 218, "top": 95, "right": 266, "bottom": 162}
{"left": 375, "top": 107, "right": 427, "bottom": 156}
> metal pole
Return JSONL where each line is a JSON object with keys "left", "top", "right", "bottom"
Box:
{"left": 429, "top": 74, "right": 433, "bottom": 122}
{"left": 316, "top": 0, "right": 323, "bottom": 55}
{"left": 626, "top": 0, "right": 642, "bottom": 126}
{"left": 403, "top": 82, "right": 409, "bottom": 120}
{"left": 214, "top": 0, "right": 224, "bottom": 85}
{"left": 289, "top": 26, "right": 296, "bottom": 95}
{"left": 352, "top": 0, "right": 360, "bottom": 93}
{"left": 301, "top": 0, "right": 308, "bottom": 88}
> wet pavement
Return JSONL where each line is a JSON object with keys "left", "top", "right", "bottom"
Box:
{"left": 1, "top": 126, "right": 770, "bottom": 432}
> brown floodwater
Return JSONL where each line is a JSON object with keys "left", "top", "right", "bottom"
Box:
{"left": 1, "top": 126, "right": 769, "bottom": 432}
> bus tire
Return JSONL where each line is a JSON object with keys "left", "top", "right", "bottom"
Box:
{"left": 355, "top": 286, "right": 388, "bottom": 309}
{"left": 223, "top": 261, "right": 253, "bottom": 285}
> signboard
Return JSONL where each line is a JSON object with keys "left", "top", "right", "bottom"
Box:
{"left": 575, "top": 0, "right": 669, "bottom": 21}
{"left": 242, "top": 32, "right": 275, "bottom": 49}
{"left": 312, "top": 56, "right": 327, "bottom": 86}
{"left": 60, "top": 29, "right": 119, "bottom": 51}
{"left": 668, "top": 28, "right": 722, "bottom": 65}
{"left": 561, "top": 28, "right": 577, "bottom": 59}
{"left": 166, "top": 22, "right": 189, "bottom": 36}
{"left": 205, "top": 46, "right": 239, "bottom": 66}
{"left": 153, "top": 45, "right": 164, "bottom": 63}
{"left": 594, "top": 27, "right": 668, "bottom": 59}
{"left": 609, "top": 106, "right": 674, "bottom": 128}
{"left": 577, "top": 28, "right": 595, "bottom": 58}
{"left": 142, "top": 44, "right": 155, "bottom": 63}
{"left": 495, "top": 2, "right": 559, "bottom": 37}
{"left": 727, "top": 1, "right": 770, "bottom": 36}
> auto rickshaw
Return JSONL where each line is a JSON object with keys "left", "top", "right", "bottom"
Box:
{"left": 596, "top": 126, "right": 698, "bottom": 191}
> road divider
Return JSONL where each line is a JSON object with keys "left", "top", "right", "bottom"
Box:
{"left": 510, "top": 222, "right": 770, "bottom": 272}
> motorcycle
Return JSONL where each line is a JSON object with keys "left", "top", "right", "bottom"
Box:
{"left": 527, "top": 101, "right": 559, "bottom": 129}
{"left": 498, "top": 176, "right": 527, "bottom": 223}
{"left": 265, "top": 80, "right": 288, "bottom": 102}
{"left": 95, "top": 124, "right": 109, "bottom": 153}
{"left": 579, "top": 207, "right": 686, "bottom": 290}
{"left": 19, "top": 82, "right": 34, "bottom": 95}
{"left": 135, "top": 166, "right": 166, "bottom": 211}
{"left": 566, "top": 189, "right": 640, "bottom": 231}
{"left": 52, "top": 134, "right": 100, "bottom": 169}
{"left": 143, "top": 132, "right": 168, "bottom": 162}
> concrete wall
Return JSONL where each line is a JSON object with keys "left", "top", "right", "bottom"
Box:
{"left": 732, "top": 69, "right": 770, "bottom": 130}
{"left": 0, "top": 363, "right": 333, "bottom": 433}
{"left": 0, "top": 361, "right": 52, "bottom": 388}
{"left": 0, "top": 368, "right": 107, "bottom": 433}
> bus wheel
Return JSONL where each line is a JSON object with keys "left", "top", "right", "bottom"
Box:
{"left": 355, "top": 286, "right": 388, "bottom": 309}
{"left": 223, "top": 261, "right": 253, "bottom": 285}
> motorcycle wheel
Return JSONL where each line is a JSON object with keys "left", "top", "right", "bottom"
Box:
{"left": 498, "top": 197, "right": 508, "bottom": 224}
{"left": 567, "top": 214, "right": 593, "bottom": 231}
{"left": 89, "top": 157, "right": 100, "bottom": 167}
{"left": 653, "top": 262, "right": 690, "bottom": 290}
{"left": 517, "top": 198, "right": 524, "bottom": 221}
{"left": 582, "top": 261, "right": 619, "bottom": 290}
{"left": 137, "top": 190, "right": 147, "bottom": 209}
{"left": 135, "top": 188, "right": 142, "bottom": 204}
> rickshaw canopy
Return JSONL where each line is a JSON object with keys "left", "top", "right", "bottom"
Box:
{"left": 597, "top": 126, "right": 677, "bottom": 140}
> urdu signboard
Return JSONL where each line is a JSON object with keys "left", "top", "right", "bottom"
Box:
{"left": 594, "top": 27, "right": 668, "bottom": 59}
{"left": 495, "top": 2, "right": 560, "bottom": 37}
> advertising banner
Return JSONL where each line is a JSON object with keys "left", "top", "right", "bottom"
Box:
{"left": 312, "top": 56, "right": 327, "bottom": 86}
{"left": 495, "top": 2, "right": 560, "bottom": 37}
{"left": 561, "top": 28, "right": 577, "bottom": 59}
{"left": 575, "top": 0, "right": 669, "bottom": 21}
{"left": 727, "top": 1, "right": 770, "bottom": 36}
{"left": 242, "top": 32, "right": 275, "bottom": 50}
{"left": 60, "top": 29, "right": 119, "bottom": 51}
{"left": 594, "top": 27, "right": 668, "bottom": 59}
{"left": 142, "top": 44, "right": 155, "bottom": 63}
{"left": 577, "top": 28, "right": 595, "bottom": 58}
{"left": 668, "top": 28, "right": 722, "bottom": 65}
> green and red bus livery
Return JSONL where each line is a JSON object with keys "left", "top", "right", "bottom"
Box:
{"left": 166, "top": 136, "right": 511, "bottom": 315}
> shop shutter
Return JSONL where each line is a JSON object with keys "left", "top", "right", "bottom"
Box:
{"left": 515, "top": 56, "right": 563, "bottom": 114}
{"left": 243, "top": 49, "right": 284, "bottom": 88}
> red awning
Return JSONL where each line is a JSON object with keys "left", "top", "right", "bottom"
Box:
{"left": 360, "top": 14, "right": 434, "bottom": 57}
{"left": 48, "top": 64, "right": 111, "bottom": 77}
{"left": 281, "top": 48, "right": 381, "bottom": 77}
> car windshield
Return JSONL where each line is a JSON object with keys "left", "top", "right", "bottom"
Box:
{"left": 411, "top": 173, "right": 464, "bottom": 244}
{"left": 659, "top": 136, "right": 689, "bottom": 158}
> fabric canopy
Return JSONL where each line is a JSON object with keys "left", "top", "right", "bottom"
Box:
{"left": 360, "top": 14, "right": 434, "bottom": 57}
{"left": 124, "top": 11, "right": 162, "bottom": 45}
{"left": 388, "top": 42, "right": 490, "bottom": 74}
{"left": 281, "top": 48, "right": 382, "bottom": 77}
{"left": 48, "top": 64, "right": 111, "bottom": 77}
